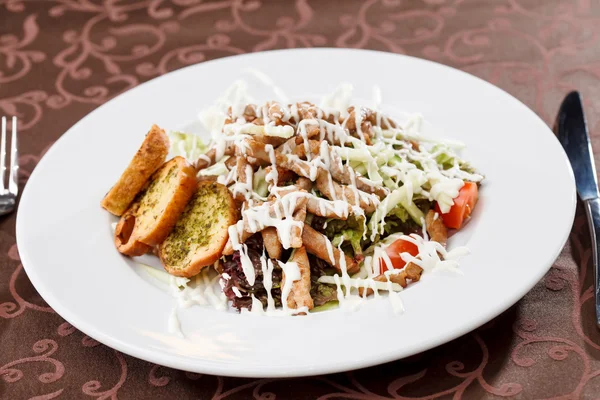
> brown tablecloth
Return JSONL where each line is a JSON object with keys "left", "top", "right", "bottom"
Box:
{"left": 1, "top": 1, "right": 599, "bottom": 398}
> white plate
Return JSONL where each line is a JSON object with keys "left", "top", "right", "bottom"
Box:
{"left": 16, "top": 48, "right": 576, "bottom": 378}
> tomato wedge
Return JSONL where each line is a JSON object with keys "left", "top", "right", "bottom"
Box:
{"left": 379, "top": 239, "right": 419, "bottom": 273}
{"left": 435, "top": 182, "right": 478, "bottom": 229}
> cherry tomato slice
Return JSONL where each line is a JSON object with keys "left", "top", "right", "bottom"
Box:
{"left": 379, "top": 239, "right": 419, "bottom": 273}
{"left": 435, "top": 182, "right": 478, "bottom": 229}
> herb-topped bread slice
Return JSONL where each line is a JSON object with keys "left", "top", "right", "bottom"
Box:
{"left": 102, "top": 125, "right": 170, "bottom": 216}
{"left": 159, "top": 181, "right": 236, "bottom": 277}
{"left": 114, "top": 156, "right": 197, "bottom": 256}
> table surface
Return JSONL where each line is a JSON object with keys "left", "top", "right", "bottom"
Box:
{"left": 1, "top": 0, "right": 599, "bottom": 398}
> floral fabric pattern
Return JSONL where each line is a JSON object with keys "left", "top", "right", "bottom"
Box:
{"left": 1, "top": 1, "right": 599, "bottom": 398}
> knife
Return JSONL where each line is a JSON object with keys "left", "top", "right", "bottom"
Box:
{"left": 556, "top": 91, "right": 600, "bottom": 327}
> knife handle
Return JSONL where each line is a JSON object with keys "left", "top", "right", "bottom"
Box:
{"left": 584, "top": 198, "right": 600, "bottom": 327}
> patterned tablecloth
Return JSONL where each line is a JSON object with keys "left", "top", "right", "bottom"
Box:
{"left": 1, "top": 0, "right": 599, "bottom": 398}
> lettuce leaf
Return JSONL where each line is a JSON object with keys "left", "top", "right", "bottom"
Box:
{"left": 322, "top": 214, "right": 365, "bottom": 257}
{"left": 332, "top": 228, "right": 363, "bottom": 256}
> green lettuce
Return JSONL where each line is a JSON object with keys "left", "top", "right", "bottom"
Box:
{"left": 332, "top": 228, "right": 363, "bottom": 256}
{"left": 323, "top": 215, "right": 365, "bottom": 256}
{"left": 310, "top": 301, "right": 339, "bottom": 313}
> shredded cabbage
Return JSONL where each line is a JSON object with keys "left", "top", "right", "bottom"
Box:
{"left": 253, "top": 167, "right": 269, "bottom": 197}
{"left": 334, "top": 147, "right": 372, "bottom": 162}
{"left": 199, "top": 160, "right": 228, "bottom": 176}
{"left": 368, "top": 186, "right": 425, "bottom": 240}
{"left": 169, "top": 131, "right": 207, "bottom": 161}
{"left": 317, "top": 275, "right": 404, "bottom": 292}
{"left": 138, "top": 263, "right": 189, "bottom": 287}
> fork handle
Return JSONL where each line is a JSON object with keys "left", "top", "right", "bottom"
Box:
{"left": 584, "top": 198, "right": 600, "bottom": 328}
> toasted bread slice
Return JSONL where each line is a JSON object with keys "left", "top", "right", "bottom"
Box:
{"left": 159, "top": 181, "right": 236, "bottom": 277}
{"left": 133, "top": 156, "right": 197, "bottom": 245}
{"left": 114, "top": 156, "right": 197, "bottom": 256}
{"left": 101, "top": 125, "right": 170, "bottom": 216}
{"left": 114, "top": 200, "right": 153, "bottom": 256}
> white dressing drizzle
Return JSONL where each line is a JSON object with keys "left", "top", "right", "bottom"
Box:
{"left": 174, "top": 75, "right": 480, "bottom": 319}
{"left": 228, "top": 224, "right": 256, "bottom": 285}
{"left": 243, "top": 259, "right": 308, "bottom": 317}
{"left": 278, "top": 260, "right": 300, "bottom": 312}
{"left": 240, "top": 192, "right": 304, "bottom": 249}
{"left": 265, "top": 144, "right": 278, "bottom": 189}
{"left": 397, "top": 233, "right": 470, "bottom": 274}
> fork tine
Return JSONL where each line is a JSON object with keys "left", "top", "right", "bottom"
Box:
{"left": 0, "top": 117, "right": 6, "bottom": 193}
{"left": 8, "top": 117, "right": 18, "bottom": 196}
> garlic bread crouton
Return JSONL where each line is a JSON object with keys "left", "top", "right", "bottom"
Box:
{"left": 133, "top": 156, "right": 197, "bottom": 246}
{"left": 114, "top": 156, "right": 197, "bottom": 255}
{"left": 114, "top": 200, "right": 153, "bottom": 256}
{"left": 101, "top": 125, "right": 170, "bottom": 216}
{"left": 159, "top": 181, "right": 236, "bottom": 277}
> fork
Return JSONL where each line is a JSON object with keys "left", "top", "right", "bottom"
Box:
{"left": 0, "top": 117, "right": 18, "bottom": 215}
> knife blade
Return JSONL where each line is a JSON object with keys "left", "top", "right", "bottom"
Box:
{"left": 556, "top": 91, "right": 600, "bottom": 327}
{"left": 557, "top": 92, "right": 599, "bottom": 200}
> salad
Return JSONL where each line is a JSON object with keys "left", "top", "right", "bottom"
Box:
{"left": 169, "top": 82, "right": 484, "bottom": 315}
